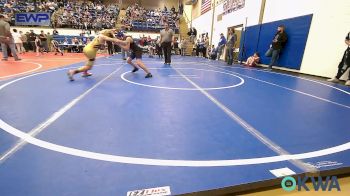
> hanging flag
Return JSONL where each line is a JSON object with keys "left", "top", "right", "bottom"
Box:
{"left": 201, "top": 0, "right": 212, "bottom": 15}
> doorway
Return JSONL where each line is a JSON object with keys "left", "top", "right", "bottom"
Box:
{"left": 226, "top": 24, "right": 243, "bottom": 63}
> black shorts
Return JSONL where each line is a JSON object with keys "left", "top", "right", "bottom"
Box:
{"left": 130, "top": 50, "right": 142, "bottom": 59}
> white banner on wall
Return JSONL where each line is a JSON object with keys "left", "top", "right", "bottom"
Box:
{"left": 222, "top": 0, "right": 245, "bottom": 15}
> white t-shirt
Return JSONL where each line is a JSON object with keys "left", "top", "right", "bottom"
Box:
{"left": 12, "top": 32, "right": 22, "bottom": 43}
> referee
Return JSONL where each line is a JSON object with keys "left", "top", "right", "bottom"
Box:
{"left": 160, "top": 22, "right": 175, "bottom": 65}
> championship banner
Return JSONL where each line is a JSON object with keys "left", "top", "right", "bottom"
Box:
{"left": 15, "top": 13, "right": 51, "bottom": 26}
{"left": 223, "top": 0, "right": 245, "bottom": 15}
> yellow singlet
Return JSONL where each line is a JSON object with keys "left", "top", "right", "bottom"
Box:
{"left": 83, "top": 36, "right": 101, "bottom": 60}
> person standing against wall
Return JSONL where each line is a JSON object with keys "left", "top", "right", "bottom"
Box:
{"left": 226, "top": 28, "right": 237, "bottom": 65}
{"left": 265, "top": 25, "right": 288, "bottom": 69}
{"left": 0, "top": 14, "right": 21, "bottom": 61}
{"left": 217, "top": 33, "right": 227, "bottom": 61}
{"left": 327, "top": 32, "right": 350, "bottom": 86}
{"left": 160, "top": 22, "right": 174, "bottom": 65}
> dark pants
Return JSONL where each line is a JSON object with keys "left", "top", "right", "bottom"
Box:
{"left": 1, "top": 41, "right": 19, "bottom": 60}
{"left": 226, "top": 47, "right": 234, "bottom": 65}
{"left": 156, "top": 44, "right": 163, "bottom": 58}
{"left": 217, "top": 44, "right": 225, "bottom": 60}
{"left": 202, "top": 47, "right": 207, "bottom": 58}
{"left": 23, "top": 42, "right": 30, "bottom": 51}
{"left": 114, "top": 44, "right": 120, "bottom": 53}
{"left": 30, "top": 41, "right": 36, "bottom": 51}
{"left": 162, "top": 42, "right": 172, "bottom": 64}
{"left": 7, "top": 45, "right": 12, "bottom": 56}
{"left": 196, "top": 46, "right": 200, "bottom": 56}
{"left": 336, "top": 48, "right": 350, "bottom": 80}
{"left": 41, "top": 40, "right": 48, "bottom": 52}
{"left": 336, "top": 63, "right": 350, "bottom": 80}
{"left": 265, "top": 47, "right": 281, "bottom": 68}
{"left": 107, "top": 41, "right": 113, "bottom": 55}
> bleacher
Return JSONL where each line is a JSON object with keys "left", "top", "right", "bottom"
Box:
{"left": 1, "top": 0, "right": 119, "bottom": 29}
{"left": 52, "top": 35, "right": 94, "bottom": 44}
{"left": 131, "top": 11, "right": 179, "bottom": 33}
{"left": 1, "top": 0, "right": 180, "bottom": 34}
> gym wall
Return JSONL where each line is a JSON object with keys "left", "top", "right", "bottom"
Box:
{"left": 191, "top": 0, "right": 350, "bottom": 78}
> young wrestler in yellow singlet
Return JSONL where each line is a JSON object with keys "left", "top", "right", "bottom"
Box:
{"left": 67, "top": 29, "right": 118, "bottom": 81}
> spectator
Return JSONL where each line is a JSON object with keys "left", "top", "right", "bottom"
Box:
{"left": 195, "top": 39, "right": 202, "bottom": 57}
{"left": 53, "top": 29, "right": 59, "bottom": 35}
{"left": 0, "top": 14, "right": 20, "bottom": 61}
{"left": 155, "top": 37, "right": 163, "bottom": 59}
{"left": 28, "top": 29, "right": 36, "bottom": 51}
{"left": 209, "top": 45, "right": 217, "bottom": 60}
{"left": 39, "top": 30, "right": 48, "bottom": 52}
{"left": 51, "top": 40, "right": 63, "bottom": 56}
{"left": 204, "top": 37, "right": 209, "bottom": 58}
{"left": 35, "top": 35, "right": 43, "bottom": 56}
{"left": 63, "top": 37, "right": 68, "bottom": 45}
{"left": 226, "top": 28, "right": 237, "bottom": 65}
{"left": 107, "top": 40, "right": 114, "bottom": 56}
{"left": 71, "top": 37, "right": 79, "bottom": 52}
{"left": 47, "top": 32, "right": 53, "bottom": 52}
{"left": 188, "top": 27, "right": 197, "bottom": 43}
{"left": 179, "top": 38, "right": 187, "bottom": 56}
{"left": 148, "top": 41, "right": 156, "bottom": 57}
{"left": 13, "top": 29, "right": 25, "bottom": 54}
{"left": 327, "top": 32, "right": 350, "bottom": 86}
{"left": 173, "top": 38, "right": 179, "bottom": 55}
{"left": 121, "top": 3, "right": 178, "bottom": 33}
{"left": 217, "top": 33, "right": 227, "bottom": 60}
{"left": 244, "top": 52, "right": 260, "bottom": 67}
{"left": 265, "top": 25, "right": 288, "bottom": 69}
{"left": 19, "top": 31, "right": 27, "bottom": 53}
{"left": 71, "top": 37, "right": 79, "bottom": 44}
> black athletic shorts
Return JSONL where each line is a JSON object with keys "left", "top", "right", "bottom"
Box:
{"left": 130, "top": 50, "right": 142, "bottom": 59}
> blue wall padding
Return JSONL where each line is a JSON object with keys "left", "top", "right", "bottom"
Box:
{"left": 239, "top": 14, "right": 313, "bottom": 70}
{"left": 239, "top": 25, "right": 261, "bottom": 60}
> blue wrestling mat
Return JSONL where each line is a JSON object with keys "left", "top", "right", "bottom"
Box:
{"left": 0, "top": 55, "right": 349, "bottom": 195}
